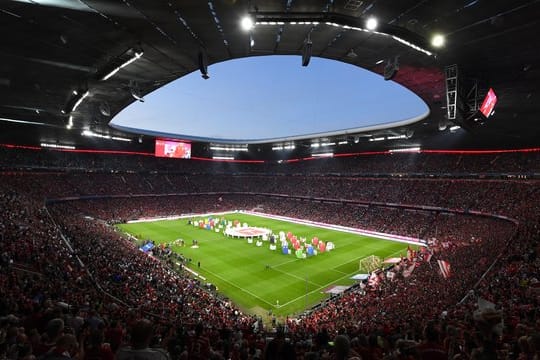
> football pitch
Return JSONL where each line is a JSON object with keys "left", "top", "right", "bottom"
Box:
{"left": 117, "top": 212, "right": 413, "bottom": 317}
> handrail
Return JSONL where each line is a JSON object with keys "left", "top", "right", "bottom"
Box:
{"left": 43, "top": 204, "right": 168, "bottom": 320}
{"left": 457, "top": 227, "right": 518, "bottom": 305}
{"left": 10, "top": 263, "right": 43, "bottom": 277}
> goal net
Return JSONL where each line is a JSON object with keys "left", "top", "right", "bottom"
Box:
{"left": 359, "top": 255, "right": 382, "bottom": 273}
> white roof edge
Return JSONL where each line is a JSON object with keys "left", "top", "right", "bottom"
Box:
{"left": 109, "top": 107, "right": 430, "bottom": 145}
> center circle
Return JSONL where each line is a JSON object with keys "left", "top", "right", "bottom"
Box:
{"left": 224, "top": 226, "right": 272, "bottom": 238}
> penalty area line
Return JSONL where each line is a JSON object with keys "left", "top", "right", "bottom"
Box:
{"left": 276, "top": 271, "right": 355, "bottom": 309}
{"left": 270, "top": 266, "right": 324, "bottom": 288}
{"left": 272, "top": 257, "right": 301, "bottom": 268}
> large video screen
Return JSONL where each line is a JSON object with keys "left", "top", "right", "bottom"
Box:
{"left": 480, "top": 88, "right": 497, "bottom": 118}
{"left": 155, "top": 139, "right": 191, "bottom": 159}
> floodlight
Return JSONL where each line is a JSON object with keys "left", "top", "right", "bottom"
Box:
{"left": 66, "top": 115, "right": 73, "bottom": 130}
{"left": 69, "top": 91, "right": 89, "bottom": 112}
{"left": 366, "top": 17, "right": 378, "bottom": 31}
{"left": 101, "top": 50, "right": 143, "bottom": 81}
{"left": 438, "top": 120, "right": 448, "bottom": 131}
{"left": 129, "top": 80, "right": 144, "bottom": 102}
{"left": 213, "top": 156, "right": 234, "bottom": 160}
{"left": 99, "top": 101, "right": 110, "bottom": 117}
{"left": 41, "top": 143, "right": 75, "bottom": 150}
{"left": 241, "top": 16, "right": 254, "bottom": 31}
{"left": 389, "top": 147, "right": 420, "bottom": 153}
{"left": 431, "top": 34, "right": 445, "bottom": 48}
{"left": 312, "top": 152, "right": 333, "bottom": 158}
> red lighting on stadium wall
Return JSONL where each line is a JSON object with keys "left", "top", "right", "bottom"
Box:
{"left": 1, "top": 143, "right": 540, "bottom": 163}
{"left": 421, "top": 148, "right": 540, "bottom": 155}
{"left": 1, "top": 144, "right": 42, "bottom": 151}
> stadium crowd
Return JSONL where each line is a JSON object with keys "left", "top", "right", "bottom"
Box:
{"left": 0, "top": 149, "right": 539, "bottom": 360}
{"left": 1, "top": 145, "right": 540, "bottom": 175}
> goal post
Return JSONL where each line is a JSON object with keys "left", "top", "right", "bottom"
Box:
{"left": 359, "top": 255, "right": 382, "bottom": 273}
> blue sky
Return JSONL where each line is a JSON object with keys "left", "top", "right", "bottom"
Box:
{"left": 111, "top": 55, "right": 428, "bottom": 142}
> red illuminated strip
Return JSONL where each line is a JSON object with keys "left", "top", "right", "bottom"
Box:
{"left": 282, "top": 148, "right": 540, "bottom": 163}
{"left": 0, "top": 143, "right": 261, "bottom": 162}
{"left": 0, "top": 143, "right": 153, "bottom": 156}
{"left": 1, "top": 143, "right": 540, "bottom": 162}
{"left": 1, "top": 144, "right": 42, "bottom": 150}
{"left": 421, "top": 148, "right": 540, "bottom": 155}
{"left": 284, "top": 148, "right": 540, "bottom": 162}
{"left": 61, "top": 149, "right": 154, "bottom": 156}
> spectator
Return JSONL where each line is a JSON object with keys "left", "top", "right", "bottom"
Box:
{"left": 264, "top": 327, "right": 295, "bottom": 360}
{"left": 42, "top": 334, "right": 80, "bottom": 360}
{"left": 330, "top": 334, "right": 361, "bottom": 360}
{"left": 415, "top": 322, "right": 447, "bottom": 360}
{"left": 115, "top": 320, "right": 169, "bottom": 360}
{"left": 35, "top": 319, "right": 65, "bottom": 357}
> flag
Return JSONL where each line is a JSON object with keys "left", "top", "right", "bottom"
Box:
{"left": 368, "top": 271, "right": 384, "bottom": 288}
{"left": 478, "top": 297, "right": 495, "bottom": 311}
{"left": 437, "top": 259, "right": 451, "bottom": 279}
{"left": 424, "top": 250, "right": 433, "bottom": 263}
{"left": 403, "top": 263, "right": 416, "bottom": 278}
{"left": 407, "top": 245, "right": 413, "bottom": 261}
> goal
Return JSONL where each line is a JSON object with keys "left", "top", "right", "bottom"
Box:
{"left": 359, "top": 255, "right": 382, "bottom": 273}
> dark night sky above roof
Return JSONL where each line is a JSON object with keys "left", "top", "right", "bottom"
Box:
{"left": 0, "top": 0, "right": 539, "bottom": 154}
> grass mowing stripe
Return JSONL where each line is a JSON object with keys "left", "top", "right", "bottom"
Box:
{"left": 198, "top": 266, "right": 275, "bottom": 308}
{"left": 118, "top": 212, "right": 416, "bottom": 316}
{"left": 270, "top": 265, "right": 326, "bottom": 287}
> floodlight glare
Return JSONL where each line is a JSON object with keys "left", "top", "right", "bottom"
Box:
{"left": 366, "top": 17, "right": 378, "bottom": 31}
{"left": 101, "top": 51, "right": 143, "bottom": 81}
{"left": 431, "top": 34, "right": 445, "bottom": 48}
{"left": 66, "top": 115, "right": 73, "bottom": 130}
{"left": 241, "top": 16, "right": 254, "bottom": 31}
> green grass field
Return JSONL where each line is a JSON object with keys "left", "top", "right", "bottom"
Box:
{"left": 117, "top": 212, "right": 413, "bottom": 317}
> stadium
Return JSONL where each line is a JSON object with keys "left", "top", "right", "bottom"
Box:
{"left": 0, "top": 1, "right": 539, "bottom": 360}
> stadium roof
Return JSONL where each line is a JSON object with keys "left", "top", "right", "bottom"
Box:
{"left": 0, "top": 0, "right": 539, "bottom": 156}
